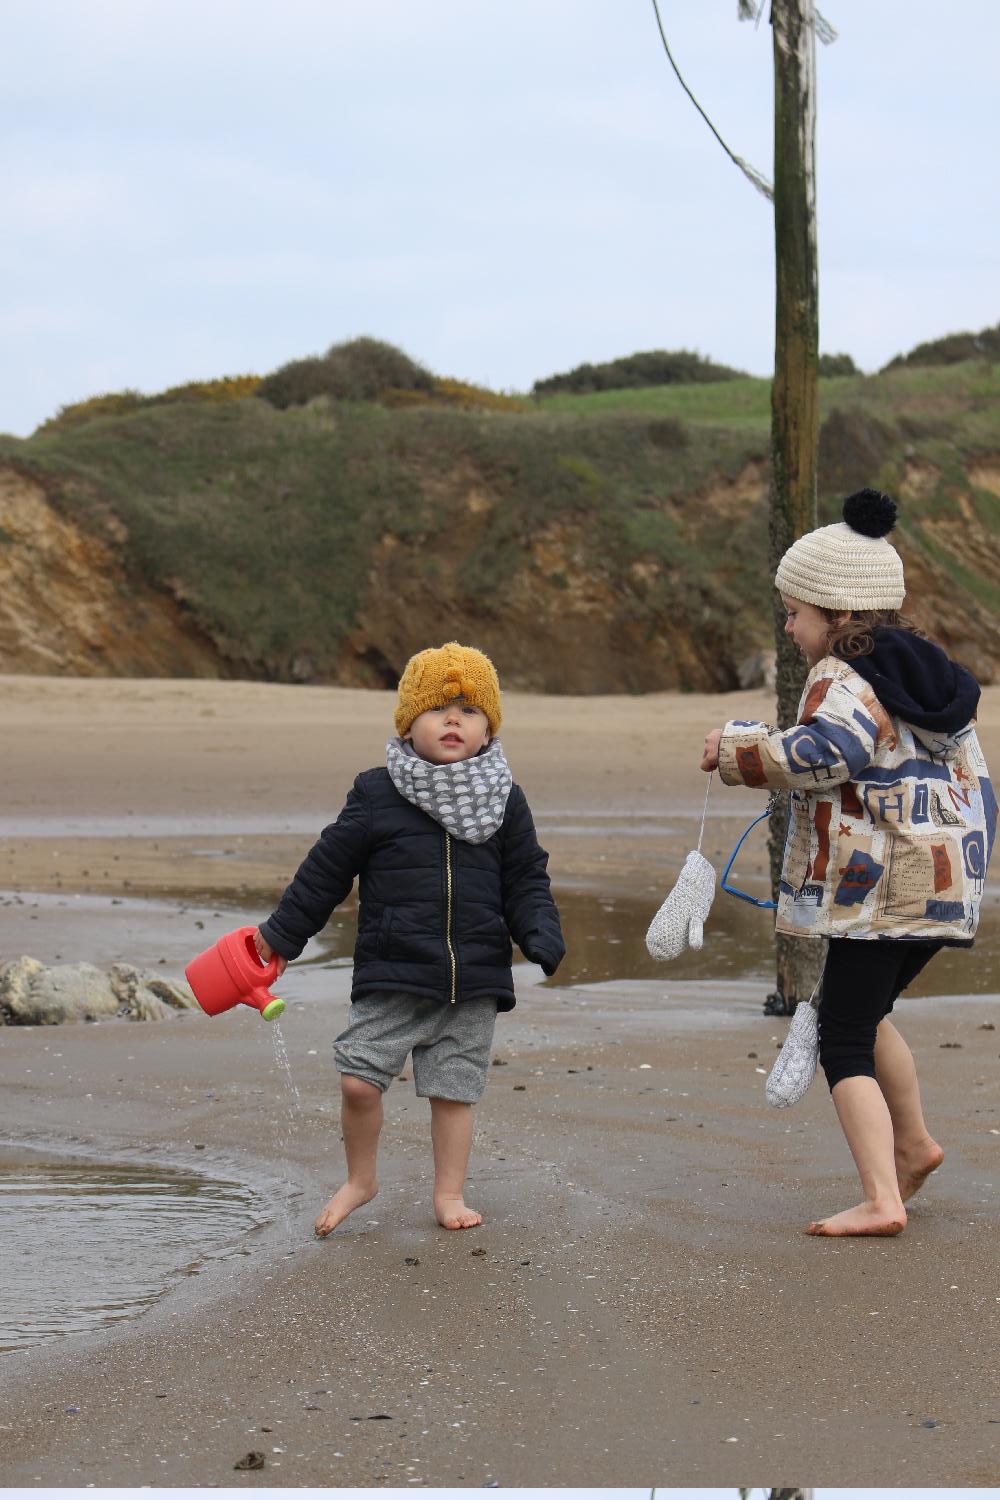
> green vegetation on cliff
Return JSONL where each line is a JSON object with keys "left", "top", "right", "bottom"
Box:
{"left": 882, "top": 321, "right": 1000, "bottom": 372}
{"left": 531, "top": 348, "right": 748, "bottom": 396}
{"left": 2, "top": 346, "right": 999, "bottom": 690}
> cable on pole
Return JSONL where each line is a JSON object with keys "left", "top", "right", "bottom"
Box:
{"left": 650, "top": 0, "right": 774, "bottom": 202}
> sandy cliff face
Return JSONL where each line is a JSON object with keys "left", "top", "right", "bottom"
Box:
{"left": 2, "top": 455, "right": 998, "bottom": 689}
{"left": 333, "top": 454, "right": 1000, "bottom": 691}
{"left": 895, "top": 457, "right": 1000, "bottom": 684}
{"left": 332, "top": 460, "right": 773, "bottom": 694}
{"left": 0, "top": 467, "right": 222, "bottom": 677}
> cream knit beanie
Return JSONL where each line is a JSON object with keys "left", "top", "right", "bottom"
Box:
{"left": 774, "top": 489, "right": 905, "bottom": 611}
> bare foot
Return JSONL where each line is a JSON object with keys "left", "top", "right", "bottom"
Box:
{"left": 314, "top": 1180, "right": 378, "bottom": 1238}
{"left": 434, "top": 1193, "right": 483, "bottom": 1230}
{"left": 805, "top": 1199, "right": 906, "bottom": 1237}
{"left": 895, "top": 1138, "right": 944, "bottom": 1201}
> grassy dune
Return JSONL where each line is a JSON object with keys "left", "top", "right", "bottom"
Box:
{"left": 1, "top": 359, "right": 998, "bottom": 686}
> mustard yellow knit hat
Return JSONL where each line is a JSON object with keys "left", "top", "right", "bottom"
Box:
{"left": 395, "top": 642, "right": 502, "bottom": 737}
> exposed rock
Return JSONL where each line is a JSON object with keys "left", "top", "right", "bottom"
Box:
{"left": 0, "top": 467, "right": 224, "bottom": 677}
{"left": 233, "top": 1452, "right": 266, "bottom": 1472}
{"left": 0, "top": 960, "right": 119, "bottom": 1024}
{"left": 3, "top": 426, "right": 1000, "bottom": 691}
{"left": 0, "top": 957, "right": 46, "bottom": 1020}
{"left": 335, "top": 462, "right": 774, "bottom": 694}
{"left": 108, "top": 963, "right": 198, "bottom": 1021}
{"left": 818, "top": 407, "right": 896, "bottom": 497}
{"left": 736, "top": 650, "right": 776, "bottom": 690}
{"left": 0, "top": 956, "right": 197, "bottom": 1025}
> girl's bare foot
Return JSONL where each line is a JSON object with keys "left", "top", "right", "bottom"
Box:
{"left": 895, "top": 1137, "right": 944, "bottom": 1201}
{"left": 314, "top": 1179, "right": 378, "bottom": 1238}
{"left": 434, "top": 1193, "right": 482, "bottom": 1230}
{"left": 805, "top": 1199, "right": 906, "bottom": 1237}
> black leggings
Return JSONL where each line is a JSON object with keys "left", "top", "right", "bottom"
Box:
{"left": 817, "top": 938, "right": 943, "bottom": 1090}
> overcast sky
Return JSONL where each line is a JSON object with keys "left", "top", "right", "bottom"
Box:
{"left": 3, "top": 0, "right": 997, "bottom": 436}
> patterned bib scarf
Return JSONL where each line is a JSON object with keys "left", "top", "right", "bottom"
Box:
{"left": 386, "top": 737, "right": 513, "bottom": 844}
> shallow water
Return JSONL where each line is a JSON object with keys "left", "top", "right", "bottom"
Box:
{"left": 0, "top": 803, "right": 743, "bottom": 839}
{"left": 554, "top": 889, "right": 1000, "bottom": 995}
{"left": 302, "top": 888, "right": 1000, "bottom": 997}
{"left": 4, "top": 883, "right": 999, "bottom": 1003}
{"left": 0, "top": 1150, "right": 266, "bottom": 1355}
{"left": 1, "top": 881, "right": 995, "bottom": 1355}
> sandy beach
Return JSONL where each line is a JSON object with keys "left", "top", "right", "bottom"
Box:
{"left": 2, "top": 675, "right": 1000, "bottom": 1487}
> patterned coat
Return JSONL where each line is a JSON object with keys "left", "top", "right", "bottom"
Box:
{"left": 718, "top": 655, "right": 996, "bottom": 942}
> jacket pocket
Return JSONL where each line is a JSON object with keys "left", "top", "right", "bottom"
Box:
{"left": 492, "top": 912, "right": 513, "bottom": 965}
{"left": 377, "top": 906, "right": 395, "bottom": 960}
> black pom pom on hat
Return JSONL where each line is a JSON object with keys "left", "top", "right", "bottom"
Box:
{"left": 842, "top": 487, "right": 897, "bottom": 538}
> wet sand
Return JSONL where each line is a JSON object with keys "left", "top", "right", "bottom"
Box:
{"left": 2, "top": 674, "right": 1000, "bottom": 1487}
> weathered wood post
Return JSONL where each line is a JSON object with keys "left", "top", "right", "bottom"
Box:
{"left": 766, "top": 0, "right": 825, "bottom": 1014}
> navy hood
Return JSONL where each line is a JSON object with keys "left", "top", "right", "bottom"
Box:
{"left": 846, "top": 628, "right": 980, "bottom": 735}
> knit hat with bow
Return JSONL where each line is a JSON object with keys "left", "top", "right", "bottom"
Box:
{"left": 774, "top": 489, "right": 906, "bottom": 611}
{"left": 394, "top": 642, "right": 502, "bottom": 737}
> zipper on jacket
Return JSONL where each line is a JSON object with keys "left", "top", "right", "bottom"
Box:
{"left": 444, "top": 831, "right": 457, "bottom": 1004}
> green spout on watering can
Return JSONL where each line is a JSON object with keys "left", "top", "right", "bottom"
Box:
{"left": 261, "top": 998, "right": 285, "bottom": 1021}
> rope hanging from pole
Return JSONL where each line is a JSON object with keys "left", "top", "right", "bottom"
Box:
{"left": 650, "top": 0, "right": 774, "bottom": 202}
{"left": 649, "top": 1, "right": 837, "bottom": 203}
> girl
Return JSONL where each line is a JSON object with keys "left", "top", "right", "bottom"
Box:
{"left": 702, "top": 489, "right": 995, "bottom": 1236}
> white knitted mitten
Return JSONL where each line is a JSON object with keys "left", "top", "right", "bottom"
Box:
{"left": 765, "top": 999, "right": 819, "bottom": 1107}
{"left": 645, "top": 850, "right": 717, "bottom": 960}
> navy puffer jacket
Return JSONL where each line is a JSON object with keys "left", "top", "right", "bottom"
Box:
{"left": 259, "top": 768, "right": 564, "bottom": 1011}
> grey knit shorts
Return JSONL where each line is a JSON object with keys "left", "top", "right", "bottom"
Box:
{"left": 333, "top": 992, "right": 499, "bottom": 1103}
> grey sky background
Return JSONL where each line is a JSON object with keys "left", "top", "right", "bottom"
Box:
{"left": 3, "top": 0, "right": 997, "bottom": 437}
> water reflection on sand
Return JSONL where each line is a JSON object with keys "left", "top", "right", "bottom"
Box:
{"left": 0, "top": 1150, "right": 265, "bottom": 1354}
{"left": 5, "top": 884, "right": 995, "bottom": 1000}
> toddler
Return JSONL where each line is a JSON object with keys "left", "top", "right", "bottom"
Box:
{"left": 256, "top": 642, "right": 565, "bottom": 1234}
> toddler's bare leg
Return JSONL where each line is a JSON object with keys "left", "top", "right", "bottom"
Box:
{"left": 315, "top": 1075, "right": 382, "bottom": 1237}
{"left": 430, "top": 1097, "right": 482, "bottom": 1229}
{"left": 806, "top": 1075, "right": 907, "bottom": 1236}
{"left": 874, "top": 1017, "right": 943, "bottom": 1199}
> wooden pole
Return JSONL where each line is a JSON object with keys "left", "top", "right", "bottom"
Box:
{"left": 766, "top": 0, "right": 824, "bottom": 1014}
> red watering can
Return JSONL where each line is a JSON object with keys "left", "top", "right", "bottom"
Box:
{"left": 185, "top": 927, "right": 286, "bottom": 1022}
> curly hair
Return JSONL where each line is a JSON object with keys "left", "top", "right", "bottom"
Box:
{"left": 823, "top": 608, "right": 925, "bottom": 660}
